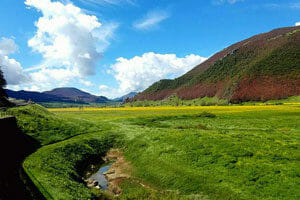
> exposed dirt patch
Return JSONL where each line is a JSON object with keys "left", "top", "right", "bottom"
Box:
{"left": 86, "top": 149, "right": 164, "bottom": 196}
{"left": 103, "top": 149, "right": 131, "bottom": 196}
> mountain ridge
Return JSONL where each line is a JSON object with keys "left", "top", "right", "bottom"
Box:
{"left": 44, "top": 87, "right": 109, "bottom": 103}
{"left": 132, "top": 26, "right": 300, "bottom": 103}
{"left": 6, "top": 87, "right": 138, "bottom": 104}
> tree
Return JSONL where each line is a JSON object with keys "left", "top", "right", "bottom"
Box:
{"left": 0, "top": 67, "right": 6, "bottom": 85}
{"left": 0, "top": 67, "right": 10, "bottom": 107}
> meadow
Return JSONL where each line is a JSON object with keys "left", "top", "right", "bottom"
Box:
{"left": 9, "top": 104, "right": 300, "bottom": 199}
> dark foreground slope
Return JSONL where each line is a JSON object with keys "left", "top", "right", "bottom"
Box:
{"left": 0, "top": 117, "right": 44, "bottom": 200}
{"left": 134, "top": 27, "right": 300, "bottom": 103}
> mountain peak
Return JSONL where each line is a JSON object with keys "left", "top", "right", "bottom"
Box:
{"left": 133, "top": 26, "right": 300, "bottom": 103}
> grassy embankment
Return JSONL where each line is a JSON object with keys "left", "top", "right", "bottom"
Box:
{"left": 7, "top": 104, "right": 119, "bottom": 199}
{"left": 10, "top": 103, "right": 300, "bottom": 199}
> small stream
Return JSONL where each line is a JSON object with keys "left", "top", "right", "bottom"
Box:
{"left": 85, "top": 163, "right": 111, "bottom": 190}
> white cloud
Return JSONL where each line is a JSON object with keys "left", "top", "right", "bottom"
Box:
{"left": 101, "top": 52, "right": 207, "bottom": 98}
{"left": 0, "top": 38, "right": 30, "bottom": 85}
{"left": 77, "top": 0, "right": 135, "bottom": 7}
{"left": 296, "top": 22, "right": 300, "bottom": 26}
{"left": 25, "top": 0, "right": 117, "bottom": 78}
{"left": 80, "top": 79, "right": 94, "bottom": 87}
{"left": 133, "top": 9, "right": 170, "bottom": 30}
{"left": 14, "top": 0, "right": 118, "bottom": 92}
{"left": 0, "top": 37, "right": 18, "bottom": 55}
{"left": 28, "top": 67, "right": 75, "bottom": 91}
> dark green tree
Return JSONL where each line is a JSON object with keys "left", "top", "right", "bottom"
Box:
{"left": 0, "top": 68, "right": 7, "bottom": 95}
{"left": 0, "top": 67, "right": 10, "bottom": 107}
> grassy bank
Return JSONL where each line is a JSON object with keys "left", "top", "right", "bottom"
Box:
{"left": 11, "top": 104, "right": 300, "bottom": 199}
{"left": 7, "top": 104, "right": 104, "bottom": 145}
{"left": 23, "top": 132, "right": 119, "bottom": 200}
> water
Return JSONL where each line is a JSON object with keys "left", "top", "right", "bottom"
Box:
{"left": 87, "top": 164, "right": 111, "bottom": 190}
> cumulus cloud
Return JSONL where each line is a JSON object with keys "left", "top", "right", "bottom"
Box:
{"left": 100, "top": 52, "right": 207, "bottom": 98}
{"left": 18, "top": 0, "right": 118, "bottom": 91}
{"left": 25, "top": 0, "right": 107, "bottom": 76}
{"left": 0, "top": 37, "right": 30, "bottom": 85}
{"left": 296, "top": 22, "right": 300, "bottom": 26}
{"left": 133, "top": 9, "right": 170, "bottom": 30}
{"left": 29, "top": 67, "right": 75, "bottom": 90}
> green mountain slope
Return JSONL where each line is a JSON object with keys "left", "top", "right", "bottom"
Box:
{"left": 134, "top": 26, "right": 300, "bottom": 103}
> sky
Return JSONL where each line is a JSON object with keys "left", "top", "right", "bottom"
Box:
{"left": 0, "top": 0, "right": 300, "bottom": 98}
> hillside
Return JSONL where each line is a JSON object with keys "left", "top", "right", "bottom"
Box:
{"left": 6, "top": 88, "right": 109, "bottom": 104}
{"left": 44, "top": 87, "right": 108, "bottom": 103}
{"left": 6, "top": 89, "right": 71, "bottom": 103}
{"left": 133, "top": 26, "right": 300, "bottom": 103}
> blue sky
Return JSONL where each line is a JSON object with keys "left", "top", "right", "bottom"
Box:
{"left": 0, "top": 0, "right": 299, "bottom": 98}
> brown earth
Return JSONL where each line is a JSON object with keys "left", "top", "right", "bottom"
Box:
{"left": 103, "top": 149, "right": 131, "bottom": 196}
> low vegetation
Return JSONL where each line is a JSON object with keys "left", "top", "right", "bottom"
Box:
{"left": 24, "top": 132, "right": 119, "bottom": 200}
{"left": 7, "top": 104, "right": 103, "bottom": 145}
{"left": 125, "top": 95, "right": 228, "bottom": 107}
{"left": 8, "top": 103, "right": 298, "bottom": 200}
{"left": 39, "top": 101, "right": 121, "bottom": 108}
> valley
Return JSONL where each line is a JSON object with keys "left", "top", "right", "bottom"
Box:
{"left": 5, "top": 103, "right": 299, "bottom": 199}
{"left": 0, "top": 23, "right": 300, "bottom": 200}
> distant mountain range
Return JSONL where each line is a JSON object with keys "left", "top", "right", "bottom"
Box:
{"left": 133, "top": 26, "right": 300, "bottom": 103}
{"left": 113, "top": 92, "right": 138, "bottom": 102}
{"left": 5, "top": 88, "right": 137, "bottom": 104}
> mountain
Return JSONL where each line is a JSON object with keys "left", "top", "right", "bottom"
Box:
{"left": 113, "top": 92, "right": 138, "bottom": 102}
{"left": 133, "top": 26, "right": 300, "bottom": 103}
{"left": 6, "top": 89, "right": 68, "bottom": 103}
{"left": 6, "top": 87, "right": 109, "bottom": 104}
{"left": 44, "top": 87, "right": 108, "bottom": 103}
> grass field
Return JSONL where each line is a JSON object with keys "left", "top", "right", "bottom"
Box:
{"left": 10, "top": 104, "right": 300, "bottom": 199}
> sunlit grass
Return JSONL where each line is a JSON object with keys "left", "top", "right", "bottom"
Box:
{"left": 13, "top": 104, "right": 300, "bottom": 199}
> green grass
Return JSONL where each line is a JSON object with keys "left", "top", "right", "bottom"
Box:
{"left": 241, "top": 95, "right": 300, "bottom": 105}
{"left": 24, "top": 131, "right": 119, "bottom": 200}
{"left": 118, "top": 110, "right": 300, "bottom": 199}
{"left": 125, "top": 95, "right": 228, "bottom": 107}
{"left": 7, "top": 104, "right": 104, "bottom": 145}
{"left": 126, "top": 95, "right": 300, "bottom": 107}
{"left": 12, "top": 104, "right": 300, "bottom": 199}
{"left": 39, "top": 101, "right": 121, "bottom": 108}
